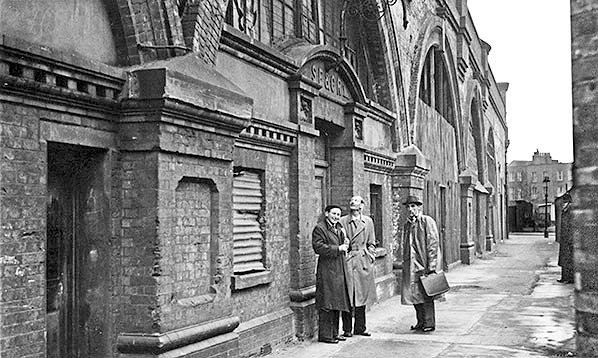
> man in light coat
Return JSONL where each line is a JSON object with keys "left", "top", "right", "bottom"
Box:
{"left": 401, "top": 195, "right": 443, "bottom": 332}
{"left": 312, "top": 204, "right": 351, "bottom": 343}
{"left": 340, "top": 195, "right": 377, "bottom": 337}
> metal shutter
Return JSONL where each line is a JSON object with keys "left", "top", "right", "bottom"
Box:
{"left": 233, "top": 171, "right": 265, "bottom": 273}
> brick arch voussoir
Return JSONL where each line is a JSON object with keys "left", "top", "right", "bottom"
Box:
{"left": 181, "top": 0, "right": 229, "bottom": 66}
{"left": 112, "top": 0, "right": 188, "bottom": 64}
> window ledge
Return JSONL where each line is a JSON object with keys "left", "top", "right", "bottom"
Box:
{"left": 232, "top": 271, "right": 273, "bottom": 291}
{"left": 374, "top": 247, "right": 387, "bottom": 258}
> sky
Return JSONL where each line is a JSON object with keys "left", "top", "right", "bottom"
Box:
{"left": 467, "top": 1, "right": 573, "bottom": 164}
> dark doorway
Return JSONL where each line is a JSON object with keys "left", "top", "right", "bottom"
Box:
{"left": 439, "top": 186, "right": 448, "bottom": 271}
{"left": 46, "top": 143, "right": 110, "bottom": 357}
{"left": 369, "top": 184, "right": 383, "bottom": 246}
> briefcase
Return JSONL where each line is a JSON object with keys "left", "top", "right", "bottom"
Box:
{"left": 420, "top": 271, "right": 450, "bottom": 297}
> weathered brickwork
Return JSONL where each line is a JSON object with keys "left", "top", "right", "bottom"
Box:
{"left": 231, "top": 148, "right": 291, "bottom": 322}
{"left": 571, "top": 1, "right": 598, "bottom": 355}
{"left": 0, "top": 105, "right": 46, "bottom": 358}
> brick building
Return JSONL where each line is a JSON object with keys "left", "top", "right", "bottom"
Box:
{"left": 571, "top": 1, "right": 598, "bottom": 356}
{"left": 0, "top": 1, "right": 508, "bottom": 357}
{"left": 507, "top": 150, "right": 573, "bottom": 207}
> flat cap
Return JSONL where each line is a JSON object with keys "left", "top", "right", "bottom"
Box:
{"left": 402, "top": 195, "right": 423, "bottom": 206}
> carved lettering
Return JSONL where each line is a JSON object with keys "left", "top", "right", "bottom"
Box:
{"left": 308, "top": 63, "right": 350, "bottom": 98}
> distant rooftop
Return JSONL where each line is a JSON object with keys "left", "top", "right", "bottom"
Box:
{"left": 508, "top": 150, "right": 571, "bottom": 166}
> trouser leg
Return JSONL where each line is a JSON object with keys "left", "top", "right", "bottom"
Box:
{"left": 318, "top": 309, "right": 334, "bottom": 340}
{"left": 354, "top": 305, "right": 366, "bottom": 333}
{"left": 414, "top": 304, "right": 425, "bottom": 327}
{"left": 422, "top": 300, "right": 436, "bottom": 328}
{"left": 341, "top": 308, "right": 353, "bottom": 333}
{"left": 331, "top": 310, "right": 340, "bottom": 338}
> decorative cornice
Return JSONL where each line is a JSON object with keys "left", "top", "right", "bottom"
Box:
{"left": 238, "top": 119, "right": 297, "bottom": 152}
{"left": 364, "top": 151, "right": 395, "bottom": 173}
{"left": 0, "top": 39, "right": 124, "bottom": 116}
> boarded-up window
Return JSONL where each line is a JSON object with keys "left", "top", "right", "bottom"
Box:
{"left": 233, "top": 170, "right": 265, "bottom": 273}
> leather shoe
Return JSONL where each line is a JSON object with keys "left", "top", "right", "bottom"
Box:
{"left": 410, "top": 325, "right": 423, "bottom": 331}
{"left": 318, "top": 338, "right": 339, "bottom": 344}
{"left": 342, "top": 332, "right": 353, "bottom": 337}
{"left": 334, "top": 335, "right": 347, "bottom": 341}
{"left": 422, "top": 327, "right": 435, "bottom": 333}
{"left": 354, "top": 331, "right": 371, "bottom": 336}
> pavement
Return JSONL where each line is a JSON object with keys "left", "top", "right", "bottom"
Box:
{"left": 268, "top": 233, "right": 576, "bottom": 358}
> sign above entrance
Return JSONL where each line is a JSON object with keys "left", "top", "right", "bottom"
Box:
{"left": 301, "top": 60, "right": 352, "bottom": 100}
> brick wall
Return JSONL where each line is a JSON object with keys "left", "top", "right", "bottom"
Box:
{"left": 0, "top": 105, "right": 46, "bottom": 357}
{"left": 571, "top": 1, "right": 598, "bottom": 355}
{"left": 231, "top": 148, "right": 291, "bottom": 322}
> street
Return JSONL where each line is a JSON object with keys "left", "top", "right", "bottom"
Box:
{"left": 268, "top": 233, "right": 576, "bottom": 358}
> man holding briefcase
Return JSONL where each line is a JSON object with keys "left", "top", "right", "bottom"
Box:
{"left": 401, "top": 195, "right": 443, "bottom": 333}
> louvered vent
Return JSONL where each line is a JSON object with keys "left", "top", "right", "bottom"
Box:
{"left": 233, "top": 171, "right": 265, "bottom": 273}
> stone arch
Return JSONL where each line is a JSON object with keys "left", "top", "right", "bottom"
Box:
{"left": 376, "top": 5, "right": 410, "bottom": 151}
{"left": 408, "top": 18, "right": 465, "bottom": 171}
{"left": 287, "top": 44, "right": 368, "bottom": 104}
{"left": 467, "top": 85, "right": 487, "bottom": 184}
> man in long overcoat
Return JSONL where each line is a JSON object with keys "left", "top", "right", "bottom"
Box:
{"left": 557, "top": 193, "right": 574, "bottom": 283}
{"left": 312, "top": 204, "right": 351, "bottom": 343}
{"left": 401, "top": 195, "right": 443, "bottom": 332}
{"left": 339, "top": 195, "right": 377, "bottom": 337}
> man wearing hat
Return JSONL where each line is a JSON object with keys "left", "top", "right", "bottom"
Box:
{"left": 401, "top": 195, "right": 442, "bottom": 332}
{"left": 339, "top": 195, "right": 377, "bottom": 337}
{"left": 312, "top": 204, "right": 351, "bottom": 343}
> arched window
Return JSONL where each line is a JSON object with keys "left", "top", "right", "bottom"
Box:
{"left": 419, "top": 47, "right": 455, "bottom": 125}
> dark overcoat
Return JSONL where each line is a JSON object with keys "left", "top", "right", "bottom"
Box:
{"left": 558, "top": 202, "right": 573, "bottom": 270}
{"left": 401, "top": 214, "right": 443, "bottom": 305}
{"left": 312, "top": 221, "right": 351, "bottom": 311}
{"left": 340, "top": 214, "right": 377, "bottom": 307}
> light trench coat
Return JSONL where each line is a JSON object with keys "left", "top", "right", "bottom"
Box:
{"left": 340, "top": 214, "right": 377, "bottom": 307}
{"left": 401, "top": 214, "right": 444, "bottom": 305}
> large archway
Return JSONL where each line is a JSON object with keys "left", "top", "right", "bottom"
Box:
{"left": 412, "top": 33, "right": 462, "bottom": 267}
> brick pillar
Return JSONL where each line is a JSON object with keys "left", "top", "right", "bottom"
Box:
{"left": 116, "top": 54, "right": 251, "bottom": 356}
{"left": 485, "top": 184, "right": 495, "bottom": 252}
{"left": 459, "top": 171, "right": 476, "bottom": 264}
{"left": 329, "top": 103, "right": 368, "bottom": 207}
{"left": 391, "top": 145, "right": 430, "bottom": 264}
{"left": 571, "top": 1, "right": 598, "bottom": 355}
{"left": 288, "top": 77, "right": 320, "bottom": 339}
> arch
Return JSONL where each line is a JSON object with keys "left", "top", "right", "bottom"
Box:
{"left": 463, "top": 83, "right": 487, "bottom": 183}
{"left": 285, "top": 44, "right": 368, "bottom": 104}
{"left": 376, "top": 3, "right": 410, "bottom": 150}
{"left": 408, "top": 18, "right": 465, "bottom": 171}
{"left": 487, "top": 128, "right": 498, "bottom": 187}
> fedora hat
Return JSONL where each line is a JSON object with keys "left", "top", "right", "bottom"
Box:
{"left": 403, "top": 195, "right": 423, "bottom": 206}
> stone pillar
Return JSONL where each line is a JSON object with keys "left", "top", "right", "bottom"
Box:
{"left": 287, "top": 76, "right": 320, "bottom": 339}
{"left": 459, "top": 171, "right": 476, "bottom": 264}
{"left": 484, "top": 184, "right": 495, "bottom": 252}
{"left": 571, "top": 1, "right": 598, "bottom": 355}
{"left": 391, "top": 145, "right": 430, "bottom": 265}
